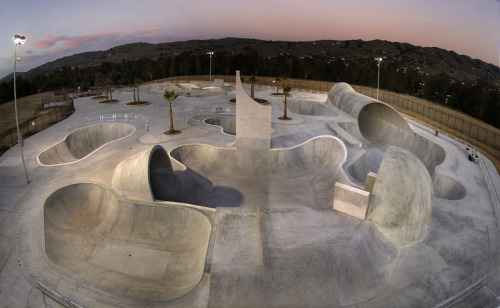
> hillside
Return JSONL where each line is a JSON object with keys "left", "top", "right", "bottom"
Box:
{"left": 6, "top": 38, "right": 499, "bottom": 85}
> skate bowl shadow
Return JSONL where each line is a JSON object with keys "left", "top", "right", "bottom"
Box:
{"left": 44, "top": 182, "right": 213, "bottom": 301}
{"left": 112, "top": 145, "right": 244, "bottom": 207}
{"left": 38, "top": 123, "right": 135, "bottom": 165}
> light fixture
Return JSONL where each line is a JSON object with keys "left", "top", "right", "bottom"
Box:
{"left": 207, "top": 51, "right": 214, "bottom": 82}
{"left": 374, "top": 57, "right": 383, "bottom": 100}
{"left": 14, "top": 34, "right": 29, "bottom": 184}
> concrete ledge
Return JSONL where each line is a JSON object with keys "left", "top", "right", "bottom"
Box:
{"left": 333, "top": 182, "right": 370, "bottom": 219}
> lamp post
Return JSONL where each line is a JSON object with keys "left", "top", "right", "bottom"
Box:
{"left": 374, "top": 57, "right": 383, "bottom": 100}
{"left": 14, "top": 35, "right": 29, "bottom": 184}
{"left": 207, "top": 52, "right": 214, "bottom": 82}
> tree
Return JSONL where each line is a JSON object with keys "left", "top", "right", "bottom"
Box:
{"left": 134, "top": 78, "right": 143, "bottom": 103}
{"left": 249, "top": 75, "right": 259, "bottom": 99}
{"left": 279, "top": 85, "right": 292, "bottom": 120}
{"left": 281, "top": 75, "right": 288, "bottom": 93}
{"left": 163, "top": 90, "right": 181, "bottom": 135}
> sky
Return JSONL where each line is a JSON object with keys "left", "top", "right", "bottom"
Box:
{"left": 0, "top": 0, "right": 499, "bottom": 79}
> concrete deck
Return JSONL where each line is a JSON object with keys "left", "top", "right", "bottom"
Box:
{"left": 0, "top": 78, "right": 499, "bottom": 307}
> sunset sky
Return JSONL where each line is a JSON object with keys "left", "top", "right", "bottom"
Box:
{"left": 0, "top": 0, "right": 499, "bottom": 79}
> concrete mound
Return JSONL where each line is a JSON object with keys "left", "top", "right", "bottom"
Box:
{"left": 327, "top": 83, "right": 445, "bottom": 181}
{"left": 38, "top": 123, "right": 135, "bottom": 165}
{"left": 367, "top": 147, "right": 433, "bottom": 247}
{"left": 44, "top": 183, "right": 213, "bottom": 301}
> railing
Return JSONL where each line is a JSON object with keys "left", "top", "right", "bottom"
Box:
{"left": 0, "top": 104, "right": 74, "bottom": 156}
{"left": 31, "top": 276, "right": 85, "bottom": 308}
{"left": 66, "top": 113, "right": 153, "bottom": 131}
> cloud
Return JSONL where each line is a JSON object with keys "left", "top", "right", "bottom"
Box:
{"left": 32, "top": 33, "right": 70, "bottom": 49}
{"left": 141, "top": 26, "right": 161, "bottom": 33}
{"left": 48, "top": 33, "right": 112, "bottom": 55}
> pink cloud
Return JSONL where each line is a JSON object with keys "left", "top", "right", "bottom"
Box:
{"left": 46, "top": 32, "right": 113, "bottom": 56}
{"left": 32, "top": 33, "right": 70, "bottom": 49}
{"left": 141, "top": 26, "right": 161, "bottom": 33}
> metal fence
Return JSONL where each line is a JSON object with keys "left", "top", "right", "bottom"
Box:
{"left": 0, "top": 102, "right": 74, "bottom": 156}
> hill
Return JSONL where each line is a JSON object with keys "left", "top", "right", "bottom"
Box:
{"left": 4, "top": 38, "right": 499, "bottom": 85}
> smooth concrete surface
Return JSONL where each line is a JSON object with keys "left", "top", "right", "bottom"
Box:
{"left": 367, "top": 146, "right": 433, "bottom": 247}
{"left": 0, "top": 75, "right": 499, "bottom": 307}
{"left": 38, "top": 123, "right": 135, "bottom": 165}
{"left": 44, "top": 183, "right": 214, "bottom": 301}
{"left": 327, "top": 83, "right": 445, "bottom": 182}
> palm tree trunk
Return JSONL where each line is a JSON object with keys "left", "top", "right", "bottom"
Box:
{"left": 110, "top": 88, "right": 112, "bottom": 101}
{"left": 169, "top": 100, "right": 174, "bottom": 132}
{"left": 133, "top": 88, "right": 136, "bottom": 103}
{"left": 251, "top": 83, "right": 255, "bottom": 99}
{"left": 138, "top": 87, "right": 141, "bottom": 103}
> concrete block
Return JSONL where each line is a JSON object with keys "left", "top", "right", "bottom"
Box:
{"left": 333, "top": 182, "right": 370, "bottom": 219}
{"left": 365, "top": 172, "right": 377, "bottom": 193}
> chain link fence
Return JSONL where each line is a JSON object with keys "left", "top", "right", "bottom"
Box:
{"left": 0, "top": 101, "right": 74, "bottom": 156}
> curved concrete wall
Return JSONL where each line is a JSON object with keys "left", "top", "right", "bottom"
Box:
{"left": 112, "top": 145, "right": 213, "bottom": 203}
{"left": 367, "top": 147, "right": 433, "bottom": 247}
{"left": 170, "top": 136, "right": 347, "bottom": 180}
{"left": 432, "top": 173, "right": 466, "bottom": 200}
{"left": 287, "top": 99, "right": 338, "bottom": 116}
{"left": 327, "top": 83, "right": 445, "bottom": 177}
{"left": 204, "top": 117, "right": 236, "bottom": 135}
{"left": 38, "top": 123, "right": 135, "bottom": 165}
{"left": 44, "top": 183, "right": 212, "bottom": 301}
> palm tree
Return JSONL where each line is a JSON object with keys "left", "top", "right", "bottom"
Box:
{"left": 134, "top": 78, "right": 143, "bottom": 103}
{"left": 281, "top": 75, "right": 288, "bottom": 94}
{"left": 164, "top": 90, "right": 181, "bottom": 134}
{"left": 249, "top": 75, "right": 259, "bottom": 99}
{"left": 279, "top": 85, "right": 292, "bottom": 120}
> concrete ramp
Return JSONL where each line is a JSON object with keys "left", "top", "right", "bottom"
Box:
{"left": 44, "top": 183, "right": 213, "bottom": 301}
{"left": 368, "top": 147, "right": 433, "bottom": 247}
{"left": 38, "top": 123, "right": 135, "bottom": 165}
{"left": 170, "top": 136, "right": 347, "bottom": 180}
{"left": 112, "top": 145, "right": 215, "bottom": 204}
{"left": 327, "top": 83, "right": 445, "bottom": 181}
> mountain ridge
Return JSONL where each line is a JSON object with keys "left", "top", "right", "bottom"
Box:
{"left": 3, "top": 37, "right": 499, "bottom": 85}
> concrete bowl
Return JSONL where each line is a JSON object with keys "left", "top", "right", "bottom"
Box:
{"left": 38, "top": 123, "right": 135, "bottom": 165}
{"left": 44, "top": 183, "right": 213, "bottom": 301}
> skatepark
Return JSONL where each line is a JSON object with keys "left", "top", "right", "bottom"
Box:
{"left": 1, "top": 71, "right": 500, "bottom": 307}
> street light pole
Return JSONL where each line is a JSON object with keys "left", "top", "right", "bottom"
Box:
{"left": 207, "top": 52, "right": 214, "bottom": 82}
{"left": 14, "top": 35, "right": 29, "bottom": 184}
{"left": 374, "top": 57, "right": 383, "bottom": 100}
